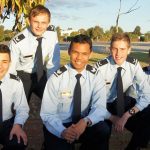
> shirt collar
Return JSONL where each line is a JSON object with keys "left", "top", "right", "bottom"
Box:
{"left": 109, "top": 55, "right": 126, "bottom": 71}
{"left": 67, "top": 64, "right": 87, "bottom": 79}
{"left": 28, "top": 27, "right": 46, "bottom": 40}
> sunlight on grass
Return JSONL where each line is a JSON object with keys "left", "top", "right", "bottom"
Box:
{"left": 60, "top": 51, "right": 149, "bottom": 67}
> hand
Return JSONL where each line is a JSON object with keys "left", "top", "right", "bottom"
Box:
{"left": 61, "top": 126, "right": 77, "bottom": 144}
{"left": 71, "top": 119, "right": 87, "bottom": 140}
{"left": 111, "top": 113, "right": 130, "bottom": 133}
{"left": 9, "top": 124, "right": 27, "bottom": 145}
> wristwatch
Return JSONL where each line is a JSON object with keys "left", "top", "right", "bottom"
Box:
{"left": 128, "top": 108, "right": 136, "bottom": 116}
{"left": 83, "top": 117, "right": 91, "bottom": 127}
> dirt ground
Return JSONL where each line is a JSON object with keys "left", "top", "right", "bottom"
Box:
{"left": 24, "top": 94, "right": 147, "bottom": 150}
{"left": 1, "top": 94, "right": 149, "bottom": 150}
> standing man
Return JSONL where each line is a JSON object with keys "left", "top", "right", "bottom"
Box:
{"left": 40, "top": 34, "right": 110, "bottom": 150}
{"left": 0, "top": 44, "right": 29, "bottom": 149}
{"left": 9, "top": 5, "right": 60, "bottom": 102}
{"left": 95, "top": 33, "right": 150, "bottom": 150}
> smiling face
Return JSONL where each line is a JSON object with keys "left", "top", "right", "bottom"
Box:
{"left": 69, "top": 43, "right": 92, "bottom": 73}
{"left": 0, "top": 53, "right": 10, "bottom": 80}
{"left": 110, "top": 40, "right": 131, "bottom": 65}
{"left": 29, "top": 13, "right": 50, "bottom": 37}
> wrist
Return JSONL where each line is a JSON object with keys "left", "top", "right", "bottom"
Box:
{"left": 83, "top": 117, "right": 92, "bottom": 127}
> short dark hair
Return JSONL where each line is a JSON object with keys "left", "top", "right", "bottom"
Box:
{"left": 68, "top": 34, "right": 92, "bottom": 53}
{"left": 0, "top": 44, "right": 11, "bottom": 60}
{"left": 110, "top": 33, "right": 131, "bottom": 48}
{"left": 29, "top": 5, "right": 51, "bottom": 22}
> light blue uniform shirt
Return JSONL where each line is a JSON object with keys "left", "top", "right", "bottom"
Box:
{"left": 0, "top": 72, "right": 29, "bottom": 125}
{"left": 40, "top": 64, "right": 107, "bottom": 138}
{"left": 95, "top": 55, "right": 150, "bottom": 118}
{"left": 143, "top": 66, "right": 150, "bottom": 85}
{"left": 9, "top": 27, "right": 60, "bottom": 78}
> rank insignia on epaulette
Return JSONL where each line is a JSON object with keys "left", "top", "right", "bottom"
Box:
{"left": 86, "top": 65, "right": 97, "bottom": 74}
{"left": 96, "top": 59, "right": 108, "bottom": 68}
{"left": 126, "top": 56, "right": 137, "bottom": 65}
{"left": 10, "top": 74, "right": 20, "bottom": 81}
{"left": 54, "top": 66, "right": 67, "bottom": 77}
{"left": 13, "top": 34, "right": 25, "bottom": 44}
{"left": 47, "top": 25, "right": 55, "bottom": 31}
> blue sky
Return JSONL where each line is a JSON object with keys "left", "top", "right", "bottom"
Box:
{"left": 1, "top": 0, "right": 150, "bottom": 33}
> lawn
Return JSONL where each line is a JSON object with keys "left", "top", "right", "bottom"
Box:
{"left": 60, "top": 51, "right": 149, "bottom": 67}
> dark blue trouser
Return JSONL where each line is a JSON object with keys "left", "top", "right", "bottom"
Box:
{"left": 107, "top": 96, "right": 150, "bottom": 149}
{"left": 43, "top": 121, "right": 111, "bottom": 150}
{"left": 0, "top": 118, "right": 26, "bottom": 150}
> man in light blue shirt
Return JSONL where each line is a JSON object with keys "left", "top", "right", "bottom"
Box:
{"left": 40, "top": 34, "right": 110, "bottom": 150}
{"left": 95, "top": 33, "right": 150, "bottom": 150}
{"left": 9, "top": 5, "right": 60, "bottom": 102}
{"left": 0, "top": 44, "right": 29, "bottom": 150}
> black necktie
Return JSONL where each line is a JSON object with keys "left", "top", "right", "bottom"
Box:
{"left": 0, "top": 81, "right": 2, "bottom": 124}
{"left": 116, "top": 67, "right": 125, "bottom": 117}
{"left": 72, "top": 74, "right": 82, "bottom": 123}
{"left": 35, "top": 37, "right": 44, "bottom": 81}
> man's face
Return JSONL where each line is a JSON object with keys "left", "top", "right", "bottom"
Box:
{"left": 69, "top": 43, "right": 92, "bottom": 73}
{"left": 110, "top": 40, "right": 131, "bottom": 65}
{"left": 0, "top": 53, "right": 10, "bottom": 80}
{"left": 29, "top": 13, "right": 50, "bottom": 37}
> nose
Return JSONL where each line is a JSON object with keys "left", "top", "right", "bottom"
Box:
{"left": 76, "top": 53, "right": 82, "bottom": 59}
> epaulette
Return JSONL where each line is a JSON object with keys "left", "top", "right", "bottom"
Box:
{"left": 47, "top": 25, "right": 55, "bottom": 31}
{"left": 86, "top": 65, "right": 97, "bottom": 74}
{"left": 9, "top": 74, "right": 20, "bottom": 81}
{"left": 54, "top": 66, "right": 67, "bottom": 77}
{"left": 126, "top": 56, "right": 137, "bottom": 65}
{"left": 13, "top": 34, "right": 25, "bottom": 44}
{"left": 95, "top": 58, "right": 108, "bottom": 68}
{"left": 143, "top": 66, "right": 148, "bottom": 72}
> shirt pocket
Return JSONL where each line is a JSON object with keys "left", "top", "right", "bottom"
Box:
{"left": 58, "top": 91, "right": 73, "bottom": 113}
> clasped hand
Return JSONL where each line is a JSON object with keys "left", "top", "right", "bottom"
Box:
{"left": 61, "top": 119, "right": 87, "bottom": 144}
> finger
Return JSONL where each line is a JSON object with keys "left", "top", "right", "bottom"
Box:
{"left": 9, "top": 133, "right": 13, "bottom": 140}
{"left": 17, "top": 135, "right": 21, "bottom": 144}
{"left": 22, "top": 134, "right": 28, "bottom": 145}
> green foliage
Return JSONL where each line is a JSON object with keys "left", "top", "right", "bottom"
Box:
{"left": 133, "top": 26, "right": 141, "bottom": 36}
{"left": 0, "top": 0, "right": 46, "bottom": 31}
{"left": 0, "top": 25, "right": 4, "bottom": 42}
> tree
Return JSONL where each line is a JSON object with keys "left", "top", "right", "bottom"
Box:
{"left": 0, "top": 25, "right": 4, "bottom": 41}
{"left": 56, "top": 26, "right": 61, "bottom": 42}
{"left": 115, "top": 0, "right": 140, "bottom": 33}
{"left": 0, "top": 0, "right": 46, "bottom": 31}
{"left": 133, "top": 26, "right": 141, "bottom": 35}
{"left": 110, "top": 26, "right": 123, "bottom": 34}
{"left": 92, "top": 26, "right": 104, "bottom": 41}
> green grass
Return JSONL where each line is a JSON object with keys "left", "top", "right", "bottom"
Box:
{"left": 60, "top": 51, "right": 149, "bottom": 67}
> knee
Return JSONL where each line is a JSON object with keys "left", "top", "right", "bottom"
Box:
{"left": 5, "top": 136, "right": 27, "bottom": 150}
{"left": 94, "top": 121, "right": 111, "bottom": 139}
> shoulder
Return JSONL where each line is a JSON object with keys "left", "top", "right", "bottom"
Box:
{"left": 126, "top": 56, "right": 138, "bottom": 65}
{"left": 11, "top": 29, "right": 27, "bottom": 44}
{"left": 54, "top": 66, "right": 67, "bottom": 77}
{"left": 9, "top": 73, "right": 20, "bottom": 82}
{"left": 95, "top": 58, "right": 108, "bottom": 69}
{"left": 86, "top": 64, "right": 97, "bottom": 74}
